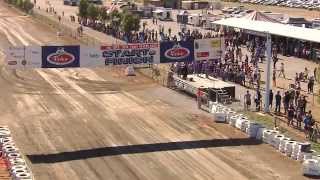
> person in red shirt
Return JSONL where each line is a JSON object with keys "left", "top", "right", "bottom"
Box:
{"left": 197, "top": 87, "right": 204, "bottom": 109}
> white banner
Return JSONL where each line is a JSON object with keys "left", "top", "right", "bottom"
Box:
{"left": 194, "top": 38, "right": 225, "bottom": 61}
{"left": 6, "top": 43, "right": 161, "bottom": 69}
{"left": 6, "top": 46, "right": 42, "bottom": 69}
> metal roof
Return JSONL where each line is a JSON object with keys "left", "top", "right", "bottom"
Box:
{"left": 213, "top": 18, "right": 320, "bottom": 43}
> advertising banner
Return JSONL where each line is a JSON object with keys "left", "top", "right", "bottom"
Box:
{"left": 194, "top": 38, "right": 225, "bottom": 61}
{"left": 42, "top": 46, "right": 80, "bottom": 68}
{"left": 80, "top": 46, "right": 104, "bottom": 67}
{"left": 6, "top": 46, "right": 41, "bottom": 69}
{"left": 6, "top": 43, "right": 161, "bottom": 69}
{"left": 100, "top": 43, "right": 160, "bottom": 66}
{"left": 160, "top": 41, "right": 194, "bottom": 63}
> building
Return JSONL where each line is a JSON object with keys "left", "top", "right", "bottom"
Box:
{"left": 181, "top": 1, "right": 209, "bottom": 10}
{"left": 143, "top": 0, "right": 182, "bottom": 9}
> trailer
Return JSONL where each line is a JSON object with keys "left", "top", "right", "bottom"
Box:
{"left": 171, "top": 74, "right": 235, "bottom": 105}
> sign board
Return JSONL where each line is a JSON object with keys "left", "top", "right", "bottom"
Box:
{"left": 42, "top": 46, "right": 80, "bottom": 68}
{"left": 6, "top": 46, "right": 41, "bottom": 69}
{"left": 100, "top": 43, "right": 160, "bottom": 66}
{"left": 194, "top": 38, "right": 225, "bottom": 61}
{"left": 160, "top": 41, "right": 194, "bottom": 63}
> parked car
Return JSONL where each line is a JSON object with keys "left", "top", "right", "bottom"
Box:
{"left": 241, "top": 0, "right": 320, "bottom": 10}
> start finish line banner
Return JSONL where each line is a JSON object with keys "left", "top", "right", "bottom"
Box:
{"left": 6, "top": 40, "right": 224, "bottom": 69}
{"left": 6, "top": 44, "right": 161, "bottom": 69}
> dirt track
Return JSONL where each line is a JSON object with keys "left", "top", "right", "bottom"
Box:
{"left": 0, "top": 2, "right": 310, "bottom": 180}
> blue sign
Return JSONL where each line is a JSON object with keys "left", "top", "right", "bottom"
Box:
{"left": 160, "top": 41, "right": 194, "bottom": 63}
{"left": 42, "top": 46, "right": 80, "bottom": 68}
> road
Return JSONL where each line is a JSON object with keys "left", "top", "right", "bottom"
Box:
{"left": 0, "top": 2, "right": 310, "bottom": 180}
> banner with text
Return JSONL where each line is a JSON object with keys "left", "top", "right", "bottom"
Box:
{"left": 6, "top": 46, "right": 41, "bottom": 69}
{"left": 100, "top": 43, "right": 160, "bottom": 66}
{"left": 194, "top": 38, "right": 225, "bottom": 61}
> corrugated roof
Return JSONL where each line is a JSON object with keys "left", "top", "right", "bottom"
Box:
{"left": 212, "top": 18, "right": 320, "bottom": 43}
{"left": 242, "top": 11, "right": 282, "bottom": 23}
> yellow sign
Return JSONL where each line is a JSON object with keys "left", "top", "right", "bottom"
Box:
{"left": 210, "top": 39, "right": 221, "bottom": 48}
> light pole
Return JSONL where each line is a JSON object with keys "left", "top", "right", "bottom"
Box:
{"left": 264, "top": 33, "right": 272, "bottom": 113}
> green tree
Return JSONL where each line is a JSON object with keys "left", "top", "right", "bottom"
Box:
{"left": 121, "top": 12, "right": 140, "bottom": 33}
{"left": 16, "top": 0, "right": 23, "bottom": 8}
{"left": 87, "top": 4, "right": 99, "bottom": 20}
{"left": 23, "top": 0, "right": 34, "bottom": 13}
{"left": 78, "top": 0, "right": 89, "bottom": 19}
{"left": 98, "top": 7, "right": 108, "bottom": 23}
{"left": 110, "top": 10, "right": 122, "bottom": 29}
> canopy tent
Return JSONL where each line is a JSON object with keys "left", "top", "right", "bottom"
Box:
{"left": 213, "top": 17, "right": 320, "bottom": 43}
{"left": 242, "top": 11, "right": 282, "bottom": 24}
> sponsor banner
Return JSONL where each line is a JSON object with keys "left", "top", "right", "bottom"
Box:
{"left": 80, "top": 46, "right": 104, "bottom": 67}
{"left": 6, "top": 46, "right": 41, "bottom": 69}
{"left": 42, "top": 46, "right": 80, "bottom": 68}
{"left": 194, "top": 38, "right": 225, "bottom": 61}
{"left": 160, "top": 41, "right": 194, "bottom": 63}
{"left": 100, "top": 43, "right": 160, "bottom": 66}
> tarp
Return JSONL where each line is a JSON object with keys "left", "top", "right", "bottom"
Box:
{"left": 242, "top": 11, "right": 281, "bottom": 23}
{"left": 213, "top": 18, "right": 320, "bottom": 43}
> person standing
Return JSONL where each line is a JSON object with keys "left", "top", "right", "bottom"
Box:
{"left": 197, "top": 87, "right": 204, "bottom": 109}
{"left": 287, "top": 104, "right": 295, "bottom": 126}
{"left": 272, "top": 69, "right": 277, "bottom": 87}
{"left": 244, "top": 91, "right": 252, "bottom": 111}
{"left": 275, "top": 91, "right": 281, "bottom": 113}
{"left": 302, "top": 96, "right": 307, "bottom": 113}
{"left": 308, "top": 76, "right": 314, "bottom": 93}
{"left": 314, "top": 67, "right": 317, "bottom": 81}
{"left": 269, "top": 90, "right": 274, "bottom": 108}
{"left": 283, "top": 92, "right": 290, "bottom": 114}
{"left": 255, "top": 90, "right": 262, "bottom": 111}
{"left": 278, "top": 63, "right": 286, "bottom": 79}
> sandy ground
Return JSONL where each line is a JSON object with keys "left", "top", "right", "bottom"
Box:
{"left": 0, "top": 2, "right": 312, "bottom": 180}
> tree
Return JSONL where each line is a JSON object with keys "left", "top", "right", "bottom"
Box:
{"left": 78, "top": 0, "right": 89, "bottom": 19}
{"left": 87, "top": 4, "right": 99, "bottom": 20}
{"left": 98, "top": 7, "right": 108, "bottom": 23}
{"left": 121, "top": 12, "right": 140, "bottom": 33}
{"left": 110, "top": 10, "right": 122, "bottom": 29}
{"left": 23, "top": 0, "right": 34, "bottom": 13}
{"left": 16, "top": 0, "right": 23, "bottom": 8}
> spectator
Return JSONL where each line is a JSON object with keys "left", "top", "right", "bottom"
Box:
{"left": 303, "top": 111, "right": 314, "bottom": 139}
{"left": 273, "top": 56, "right": 278, "bottom": 69}
{"left": 307, "top": 76, "right": 314, "bottom": 93}
{"left": 269, "top": 90, "right": 273, "bottom": 108}
{"left": 302, "top": 96, "right": 307, "bottom": 113}
{"left": 278, "top": 62, "right": 285, "bottom": 79}
{"left": 244, "top": 90, "right": 252, "bottom": 111}
{"left": 283, "top": 91, "right": 290, "bottom": 114}
{"left": 272, "top": 69, "right": 277, "bottom": 87}
{"left": 255, "top": 90, "right": 262, "bottom": 111}
{"left": 287, "top": 104, "right": 295, "bottom": 126}
{"left": 275, "top": 91, "right": 281, "bottom": 113}
{"left": 197, "top": 87, "right": 204, "bottom": 109}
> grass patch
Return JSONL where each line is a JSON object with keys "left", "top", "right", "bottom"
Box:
{"left": 242, "top": 111, "right": 320, "bottom": 153}
{"left": 243, "top": 111, "right": 274, "bottom": 128}
{"left": 312, "top": 142, "right": 320, "bottom": 154}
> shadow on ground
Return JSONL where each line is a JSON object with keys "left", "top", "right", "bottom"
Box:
{"left": 27, "top": 138, "right": 261, "bottom": 164}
